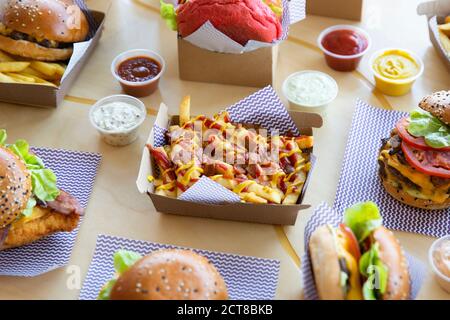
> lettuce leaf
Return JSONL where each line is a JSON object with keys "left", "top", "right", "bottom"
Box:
{"left": 343, "top": 201, "right": 383, "bottom": 242}
{"left": 97, "top": 250, "right": 143, "bottom": 300}
{"left": 160, "top": 0, "right": 177, "bottom": 31}
{"left": 263, "top": 0, "right": 283, "bottom": 17}
{"left": 114, "top": 250, "right": 142, "bottom": 275}
{"left": 407, "top": 109, "right": 450, "bottom": 148}
{"left": 22, "top": 198, "right": 37, "bottom": 217}
{"left": 30, "top": 168, "right": 59, "bottom": 202}
{"left": 0, "top": 130, "right": 60, "bottom": 215}
{"left": 359, "top": 243, "right": 388, "bottom": 300}
{"left": 0, "top": 129, "right": 6, "bottom": 145}
{"left": 97, "top": 279, "right": 116, "bottom": 300}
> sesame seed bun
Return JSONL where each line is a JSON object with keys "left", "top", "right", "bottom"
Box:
{"left": 110, "top": 249, "right": 229, "bottom": 300}
{"left": 0, "top": 34, "right": 73, "bottom": 61}
{"left": 309, "top": 225, "right": 345, "bottom": 300}
{"left": 0, "top": 146, "right": 32, "bottom": 228}
{"left": 419, "top": 90, "right": 450, "bottom": 126}
{"left": 0, "top": 0, "right": 89, "bottom": 61}
{"left": 372, "top": 227, "right": 410, "bottom": 300}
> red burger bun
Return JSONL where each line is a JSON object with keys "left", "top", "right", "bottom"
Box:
{"left": 177, "top": 0, "right": 282, "bottom": 46}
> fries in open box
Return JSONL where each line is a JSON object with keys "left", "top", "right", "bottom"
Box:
{"left": 148, "top": 97, "right": 313, "bottom": 205}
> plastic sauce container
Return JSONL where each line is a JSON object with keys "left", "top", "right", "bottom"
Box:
{"left": 111, "top": 49, "right": 165, "bottom": 98}
{"left": 318, "top": 25, "right": 371, "bottom": 72}
{"left": 429, "top": 235, "right": 450, "bottom": 293}
{"left": 282, "top": 70, "right": 338, "bottom": 112}
{"left": 370, "top": 48, "right": 423, "bottom": 96}
{"left": 89, "top": 95, "right": 147, "bottom": 146}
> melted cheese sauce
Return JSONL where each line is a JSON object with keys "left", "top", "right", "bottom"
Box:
{"left": 380, "top": 149, "right": 450, "bottom": 203}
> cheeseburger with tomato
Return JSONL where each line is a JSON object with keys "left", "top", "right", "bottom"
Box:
{"left": 378, "top": 91, "right": 450, "bottom": 210}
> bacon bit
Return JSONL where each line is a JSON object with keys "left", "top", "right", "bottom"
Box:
{"left": 235, "top": 175, "right": 248, "bottom": 183}
{"left": 46, "top": 190, "right": 84, "bottom": 216}
{"left": 233, "top": 165, "right": 246, "bottom": 175}
{"left": 148, "top": 146, "right": 173, "bottom": 171}
{"left": 176, "top": 182, "right": 188, "bottom": 192}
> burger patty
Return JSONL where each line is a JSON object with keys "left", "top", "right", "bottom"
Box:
{"left": 338, "top": 257, "right": 351, "bottom": 294}
{"left": 0, "top": 23, "right": 72, "bottom": 49}
{"left": 379, "top": 130, "right": 450, "bottom": 192}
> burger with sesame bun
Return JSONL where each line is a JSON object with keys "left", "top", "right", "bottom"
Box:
{"left": 378, "top": 91, "right": 450, "bottom": 210}
{"left": 98, "top": 249, "right": 229, "bottom": 300}
{"left": 0, "top": 129, "right": 83, "bottom": 250}
{"left": 0, "top": 0, "right": 89, "bottom": 61}
{"left": 309, "top": 202, "right": 410, "bottom": 300}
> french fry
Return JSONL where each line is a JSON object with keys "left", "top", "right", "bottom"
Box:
{"left": 179, "top": 95, "right": 191, "bottom": 126}
{"left": 295, "top": 136, "right": 314, "bottom": 149}
{"left": 6, "top": 73, "right": 35, "bottom": 83}
{"left": 439, "top": 30, "right": 450, "bottom": 56}
{"left": 240, "top": 192, "right": 268, "bottom": 204}
{"left": 246, "top": 183, "right": 282, "bottom": 204}
{"left": 18, "top": 73, "right": 57, "bottom": 87}
{"left": 438, "top": 22, "right": 450, "bottom": 37}
{"left": 0, "top": 50, "right": 14, "bottom": 62}
{"left": 282, "top": 190, "right": 301, "bottom": 205}
{"left": 0, "top": 71, "right": 15, "bottom": 83}
{"left": 210, "top": 175, "right": 237, "bottom": 190}
{"left": 446, "top": 16, "right": 450, "bottom": 24}
{"left": 22, "top": 66, "right": 54, "bottom": 80}
{"left": 0, "top": 62, "right": 30, "bottom": 73}
{"left": 30, "top": 61, "right": 60, "bottom": 77}
{"left": 52, "top": 63, "right": 66, "bottom": 77}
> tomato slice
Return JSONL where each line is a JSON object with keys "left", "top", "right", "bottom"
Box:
{"left": 339, "top": 223, "right": 361, "bottom": 261}
{"left": 396, "top": 118, "right": 450, "bottom": 151}
{"left": 401, "top": 142, "right": 450, "bottom": 178}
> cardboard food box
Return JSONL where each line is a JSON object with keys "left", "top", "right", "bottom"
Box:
{"left": 418, "top": 0, "right": 450, "bottom": 71}
{"left": 428, "top": 16, "right": 450, "bottom": 72}
{"left": 0, "top": 10, "right": 105, "bottom": 108}
{"left": 137, "top": 86, "right": 323, "bottom": 225}
{"left": 306, "top": 0, "right": 364, "bottom": 21}
{"left": 178, "top": 39, "right": 278, "bottom": 88}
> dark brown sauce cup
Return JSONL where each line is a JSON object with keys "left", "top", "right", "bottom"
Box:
{"left": 111, "top": 49, "right": 165, "bottom": 98}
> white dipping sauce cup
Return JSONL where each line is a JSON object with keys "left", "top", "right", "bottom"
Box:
{"left": 89, "top": 94, "right": 146, "bottom": 146}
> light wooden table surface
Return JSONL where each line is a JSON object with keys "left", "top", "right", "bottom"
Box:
{"left": 0, "top": 0, "right": 448, "bottom": 300}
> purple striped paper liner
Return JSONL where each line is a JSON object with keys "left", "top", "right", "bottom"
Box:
{"left": 0, "top": 147, "right": 101, "bottom": 277}
{"left": 79, "top": 234, "right": 280, "bottom": 300}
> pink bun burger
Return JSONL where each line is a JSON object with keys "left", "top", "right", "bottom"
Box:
{"left": 161, "top": 0, "right": 283, "bottom": 46}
